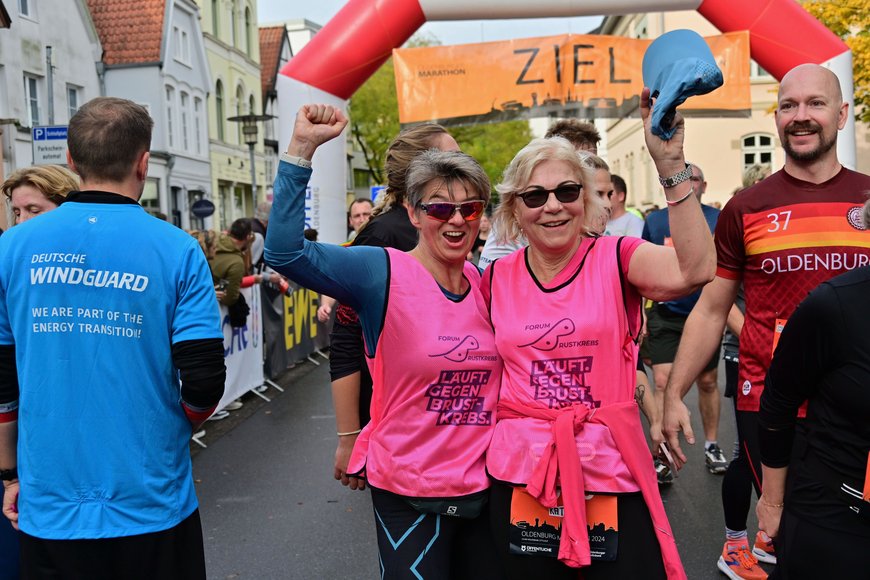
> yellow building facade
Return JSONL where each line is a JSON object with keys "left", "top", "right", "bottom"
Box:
{"left": 196, "top": 0, "right": 266, "bottom": 229}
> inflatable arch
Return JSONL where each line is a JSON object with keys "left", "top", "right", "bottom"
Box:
{"left": 277, "top": 0, "right": 855, "bottom": 243}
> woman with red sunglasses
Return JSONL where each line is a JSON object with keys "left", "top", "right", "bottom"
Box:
{"left": 265, "top": 104, "right": 504, "bottom": 579}
{"left": 481, "top": 88, "right": 715, "bottom": 580}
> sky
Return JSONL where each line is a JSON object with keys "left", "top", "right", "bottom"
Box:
{"left": 258, "top": 1, "right": 604, "bottom": 46}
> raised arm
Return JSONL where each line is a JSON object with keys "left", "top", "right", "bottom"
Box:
{"left": 627, "top": 87, "right": 716, "bottom": 300}
{"left": 264, "top": 105, "right": 385, "bottom": 314}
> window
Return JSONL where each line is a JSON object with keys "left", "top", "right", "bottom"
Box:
{"left": 245, "top": 7, "right": 253, "bottom": 55}
{"left": 180, "top": 92, "right": 189, "bottom": 150}
{"left": 742, "top": 133, "right": 775, "bottom": 172}
{"left": 18, "top": 0, "right": 29, "bottom": 17}
{"left": 248, "top": 94, "right": 255, "bottom": 115}
{"left": 211, "top": 0, "right": 219, "bottom": 36}
{"left": 750, "top": 60, "right": 773, "bottom": 80}
{"left": 140, "top": 178, "right": 160, "bottom": 212}
{"left": 194, "top": 97, "right": 203, "bottom": 154}
{"left": 23, "top": 75, "right": 40, "bottom": 126}
{"left": 235, "top": 85, "right": 244, "bottom": 144}
{"left": 66, "top": 85, "right": 80, "bottom": 120}
{"left": 230, "top": 0, "right": 237, "bottom": 47}
{"left": 165, "top": 86, "right": 175, "bottom": 148}
{"left": 215, "top": 81, "right": 224, "bottom": 141}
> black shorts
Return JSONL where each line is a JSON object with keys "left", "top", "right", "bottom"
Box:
{"left": 369, "top": 486, "right": 503, "bottom": 579}
{"left": 19, "top": 509, "right": 205, "bottom": 580}
{"left": 646, "top": 303, "right": 720, "bottom": 371}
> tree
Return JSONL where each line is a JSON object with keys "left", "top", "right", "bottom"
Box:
{"left": 802, "top": 0, "right": 870, "bottom": 123}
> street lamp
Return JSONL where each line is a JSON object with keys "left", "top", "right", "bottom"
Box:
{"left": 227, "top": 113, "right": 273, "bottom": 215}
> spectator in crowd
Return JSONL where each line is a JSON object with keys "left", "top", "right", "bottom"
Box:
{"left": 483, "top": 86, "right": 714, "bottom": 578}
{"left": 741, "top": 164, "right": 771, "bottom": 189}
{"left": 1, "top": 165, "right": 78, "bottom": 225}
{"left": 756, "top": 198, "right": 870, "bottom": 578}
{"left": 662, "top": 63, "right": 870, "bottom": 580}
{"left": 347, "top": 197, "right": 373, "bottom": 241}
{"left": 250, "top": 201, "right": 271, "bottom": 271}
{"left": 605, "top": 174, "right": 645, "bottom": 237}
{"left": 468, "top": 209, "right": 491, "bottom": 263}
{"left": 642, "top": 163, "right": 728, "bottom": 479}
{"left": 266, "top": 104, "right": 502, "bottom": 578}
{"left": 210, "top": 218, "right": 253, "bottom": 308}
{"left": 0, "top": 96, "right": 225, "bottom": 579}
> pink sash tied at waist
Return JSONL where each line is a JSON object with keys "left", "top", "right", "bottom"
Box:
{"left": 496, "top": 399, "right": 686, "bottom": 579}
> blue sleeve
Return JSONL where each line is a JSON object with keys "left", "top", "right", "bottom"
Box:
{"left": 264, "top": 162, "right": 388, "bottom": 344}
{"left": 173, "top": 240, "right": 224, "bottom": 344}
{"left": 641, "top": 219, "right": 651, "bottom": 243}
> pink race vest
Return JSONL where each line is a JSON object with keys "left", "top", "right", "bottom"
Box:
{"left": 348, "top": 249, "right": 501, "bottom": 498}
{"left": 487, "top": 236, "right": 644, "bottom": 493}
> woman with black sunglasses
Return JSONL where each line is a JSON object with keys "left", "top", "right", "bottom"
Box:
{"left": 481, "top": 88, "right": 714, "bottom": 580}
{"left": 265, "top": 104, "right": 504, "bottom": 579}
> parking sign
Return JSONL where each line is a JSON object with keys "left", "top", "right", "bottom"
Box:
{"left": 32, "top": 125, "right": 69, "bottom": 165}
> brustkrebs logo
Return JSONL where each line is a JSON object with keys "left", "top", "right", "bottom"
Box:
{"left": 431, "top": 334, "right": 479, "bottom": 362}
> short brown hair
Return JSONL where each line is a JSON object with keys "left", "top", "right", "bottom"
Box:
{"left": 545, "top": 119, "right": 600, "bottom": 151}
{"left": 68, "top": 97, "right": 153, "bottom": 182}
{"left": 1, "top": 165, "right": 79, "bottom": 205}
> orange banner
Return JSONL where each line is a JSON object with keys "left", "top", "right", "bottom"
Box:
{"left": 394, "top": 32, "right": 750, "bottom": 126}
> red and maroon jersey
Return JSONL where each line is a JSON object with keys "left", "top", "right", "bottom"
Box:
{"left": 715, "top": 168, "right": 870, "bottom": 411}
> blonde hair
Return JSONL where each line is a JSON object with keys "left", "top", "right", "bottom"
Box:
{"left": 493, "top": 137, "right": 594, "bottom": 244}
{"left": 190, "top": 229, "right": 218, "bottom": 260}
{"left": 1, "top": 165, "right": 79, "bottom": 206}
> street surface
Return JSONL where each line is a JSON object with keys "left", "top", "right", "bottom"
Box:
{"left": 194, "top": 359, "right": 771, "bottom": 579}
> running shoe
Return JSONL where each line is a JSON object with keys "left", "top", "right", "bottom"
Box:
{"left": 717, "top": 540, "right": 767, "bottom": 580}
{"left": 655, "top": 457, "right": 674, "bottom": 485}
{"left": 752, "top": 530, "right": 777, "bottom": 564}
{"left": 706, "top": 443, "right": 729, "bottom": 474}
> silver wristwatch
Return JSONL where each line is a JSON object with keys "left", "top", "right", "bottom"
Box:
{"left": 658, "top": 163, "right": 693, "bottom": 189}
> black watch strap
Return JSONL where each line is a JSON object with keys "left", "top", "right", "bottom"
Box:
{"left": 0, "top": 467, "right": 17, "bottom": 481}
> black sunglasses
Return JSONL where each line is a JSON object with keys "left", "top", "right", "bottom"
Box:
{"left": 517, "top": 183, "right": 582, "bottom": 209}
{"left": 417, "top": 200, "right": 486, "bottom": 222}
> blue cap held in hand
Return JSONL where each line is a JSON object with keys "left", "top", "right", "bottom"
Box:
{"left": 642, "top": 29, "right": 724, "bottom": 140}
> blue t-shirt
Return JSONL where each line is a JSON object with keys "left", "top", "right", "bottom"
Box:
{"left": 0, "top": 197, "right": 221, "bottom": 539}
{"left": 642, "top": 203, "right": 720, "bottom": 315}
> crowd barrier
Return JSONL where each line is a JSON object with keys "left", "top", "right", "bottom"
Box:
{"left": 215, "top": 282, "right": 332, "bottom": 413}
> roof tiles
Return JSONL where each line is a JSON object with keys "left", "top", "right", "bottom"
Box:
{"left": 87, "top": 0, "right": 165, "bottom": 65}
{"left": 259, "top": 26, "right": 285, "bottom": 97}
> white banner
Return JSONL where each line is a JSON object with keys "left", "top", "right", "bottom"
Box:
{"left": 217, "top": 286, "right": 265, "bottom": 410}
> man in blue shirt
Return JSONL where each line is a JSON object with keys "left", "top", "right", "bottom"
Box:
{"left": 642, "top": 163, "right": 728, "bottom": 476}
{"left": 0, "top": 97, "right": 225, "bottom": 579}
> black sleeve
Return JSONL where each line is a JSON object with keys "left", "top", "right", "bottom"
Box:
{"left": 172, "top": 338, "right": 226, "bottom": 409}
{"left": 0, "top": 345, "right": 18, "bottom": 406}
{"left": 759, "top": 283, "right": 836, "bottom": 467}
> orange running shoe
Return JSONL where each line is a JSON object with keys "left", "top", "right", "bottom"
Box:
{"left": 717, "top": 540, "right": 768, "bottom": 580}
{"left": 752, "top": 530, "right": 777, "bottom": 564}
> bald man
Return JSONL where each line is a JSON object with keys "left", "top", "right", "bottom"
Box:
{"left": 661, "top": 64, "right": 870, "bottom": 579}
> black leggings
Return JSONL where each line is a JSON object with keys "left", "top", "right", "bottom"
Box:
{"left": 369, "top": 487, "right": 504, "bottom": 580}
{"left": 489, "top": 482, "right": 665, "bottom": 580}
{"left": 721, "top": 404, "right": 763, "bottom": 532}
